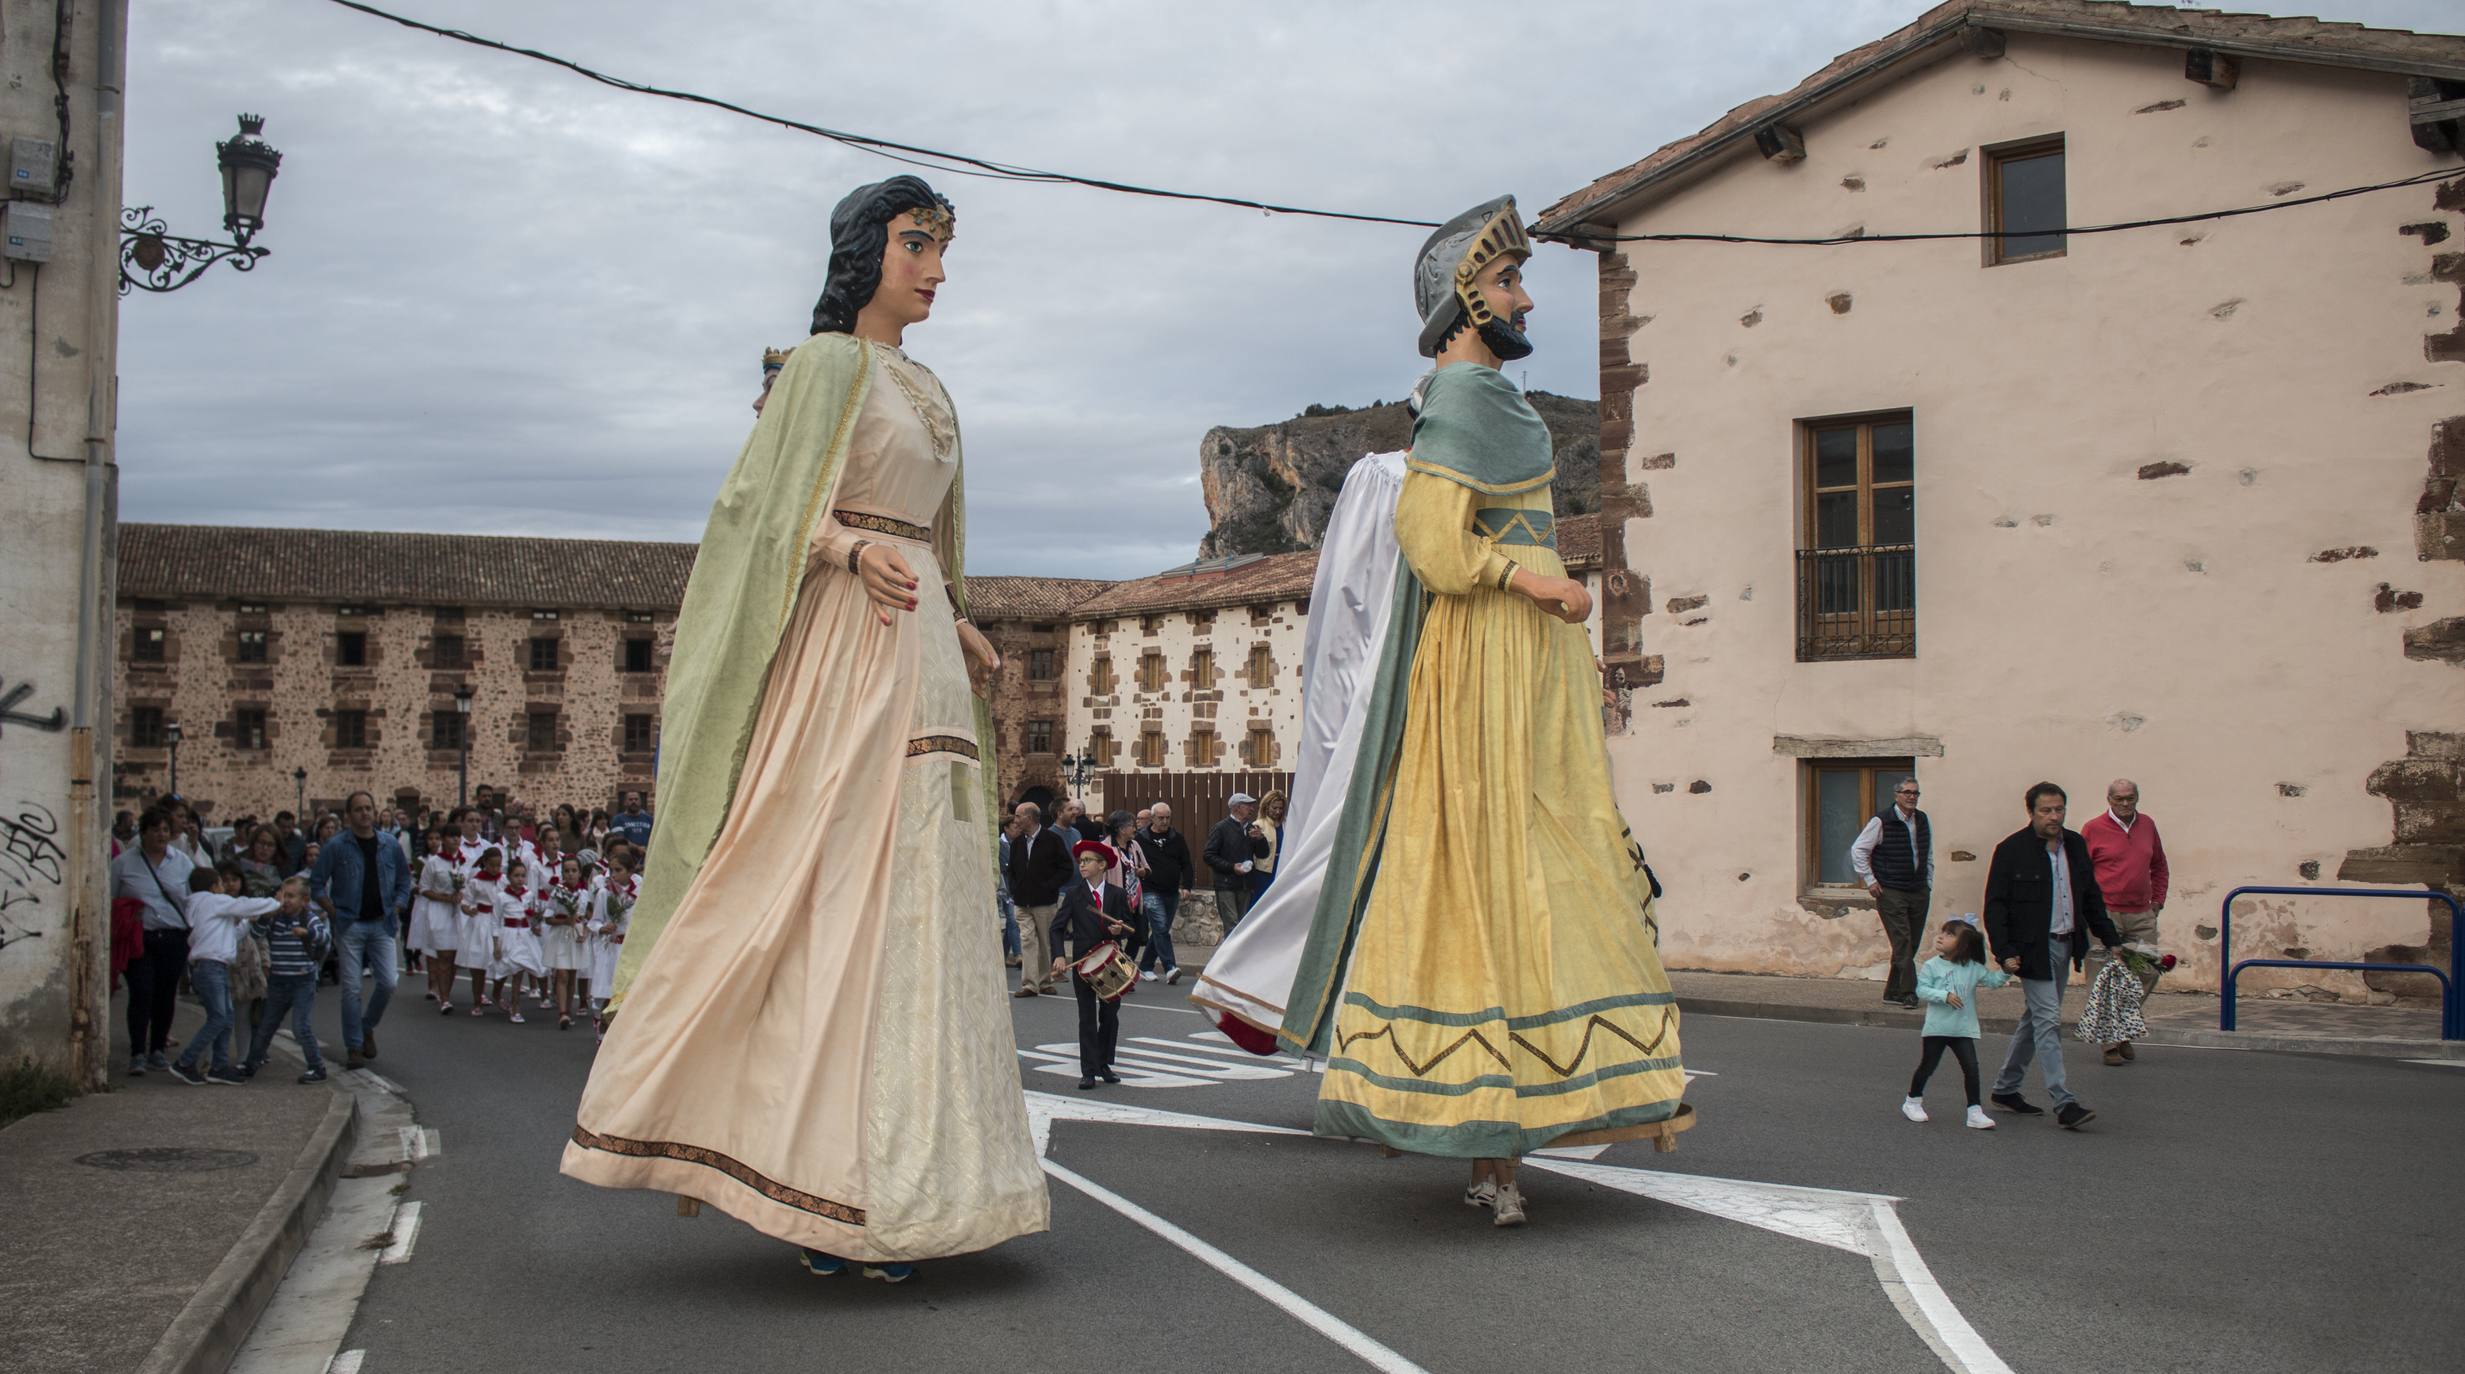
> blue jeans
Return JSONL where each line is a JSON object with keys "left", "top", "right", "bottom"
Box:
{"left": 999, "top": 894, "right": 1020, "bottom": 960}
{"left": 245, "top": 974, "right": 323, "bottom": 1072}
{"left": 1140, "top": 889, "right": 1180, "bottom": 973}
{"left": 1993, "top": 935, "right": 2076, "bottom": 1109}
{"left": 176, "top": 959, "right": 236, "bottom": 1072}
{"left": 335, "top": 916, "right": 399, "bottom": 1053}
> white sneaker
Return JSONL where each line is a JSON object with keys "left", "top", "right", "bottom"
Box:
{"left": 1139, "top": 971, "right": 1157, "bottom": 982}
{"left": 1463, "top": 1180, "right": 1497, "bottom": 1209}
{"left": 1492, "top": 1183, "right": 1527, "bottom": 1227}
{"left": 1965, "top": 1105, "right": 1996, "bottom": 1130}
{"left": 1900, "top": 1097, "right": 1929, "bottom": 1123}
{"left": 1165, "top": 966, "right": 1183, "bottom": 986}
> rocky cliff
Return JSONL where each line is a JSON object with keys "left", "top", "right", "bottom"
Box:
{"left": 1196, "top": 392, "right": 1600, "bottom": 558}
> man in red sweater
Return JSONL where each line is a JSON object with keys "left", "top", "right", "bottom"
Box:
{"left": 2082, "top": 778, "right": 2169, "bottom": 1065}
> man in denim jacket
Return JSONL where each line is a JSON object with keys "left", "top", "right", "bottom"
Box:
{"left": 311, "top": 791, "right": 411, "bottom": 1069}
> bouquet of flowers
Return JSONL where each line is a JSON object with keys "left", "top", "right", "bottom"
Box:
{"left": 548, "top": 884, "right": 585, "bottom": 925}
{"left": 2115, "top": 944, "right": 2176, "bottom": 982}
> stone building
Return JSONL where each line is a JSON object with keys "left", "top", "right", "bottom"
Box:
{"left": 1535, "top": 0, "right": 2465, "bottom": 997}
{"left": 967, "top": 575, "right": 1116, "bottom": 813}
{"left": 113, "top": 525, "right": 691, "bottom": 820}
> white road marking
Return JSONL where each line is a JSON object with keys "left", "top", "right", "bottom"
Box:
{"left": 1041, "top": 1158, "right": 1430, "bottom": 1374}
{"left": 1865, "top": 1197, "right": 2015, "bottom": 1374}
{"left": 1116, "top": 996, "right": 1202, "bottom": 1015}
{"left": 1019, "top": 1046, "right": 1211, "bottom": 1088}
{"left": 378, "top": 1201, "right": 422, "bottom": 1264}
{"left": 2403, "top": 1058, "right": 2465, "bottom": 1068}
{"left": 324, "top": 1353, "right": 364, "bottom": 1374}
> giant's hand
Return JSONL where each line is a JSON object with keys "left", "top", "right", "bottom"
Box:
{"left": 958, "top": 620, "right": 1003, "bottom": 695}
{"left": 1509, "top": 569, "right": 1592, "bottom": 625}
{"left": 856, "top": 543, "right": 920, "bottom": 626}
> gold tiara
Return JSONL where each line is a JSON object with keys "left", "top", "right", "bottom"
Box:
{"left": 910, "top": 199, "right": 955, "bottom": 242}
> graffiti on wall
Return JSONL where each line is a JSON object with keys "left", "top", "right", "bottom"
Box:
{"left": 0, "top": 802, "right": 62, "bottom": 955}
{"left": 0, "top": 680, "right": 69, "bottom": 735}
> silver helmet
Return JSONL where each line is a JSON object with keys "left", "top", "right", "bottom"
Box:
{"left": 1413, "top": 195, "right": 1533, "bottom": 359}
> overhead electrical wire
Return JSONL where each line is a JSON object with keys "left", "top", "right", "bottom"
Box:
{"left": 321, "top": 0, "right": 2462, "bottom": 247}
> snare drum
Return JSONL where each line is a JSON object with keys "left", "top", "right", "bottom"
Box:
{"left": 1073, "top": 940, "right": 1138, "bottom": 1002}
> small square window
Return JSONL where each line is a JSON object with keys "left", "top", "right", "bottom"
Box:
{"left": 623, "top": 714, "right": 655, "bottom": 753}
{"left": 432, "top": 710, "right": 466, "bottom": 752}
{"left": 336, "top": 631, "right": 368, "bottom": 667}
{"left": 236, "top": 602, "right": 268, "bottom": 615}
{"left": 527, "top": 710, "right": 560, "bottom": 752}
{"left": 131, "top": 706, "right": 166, "bottom": 748}
{"left": 529, "top": 637, "right": 560, "bottom": 672}
{"left": 622, "top": 638, "right": 654, "bottom": 673}
{"left": 531, "top": 609, "right": 561, "bottom": 622}
{"left": 1138, "top": 730, "right": 1167, "bottom": 769}
{"left": 1246, "top": 643, "right": 1274, "bottom": 685}
{"left": 237, "top": 629, "right": 268, "bottom": 664}
{"left": 1805, "top": 759, "right": 1917, "bottom": 890}
{"left": 432, "top": 634, "right": 466, "bottom": 668}
{"left": 1986, "top": 136, "right": 2065, "bottom": 265}
{"left": 1028, "top": 648, "right": 1057, "bottom": 682}
{"left": 133, "top": 626, "right": 166, "bottom": 663}
{"left": 1024, "top": 719, "right": 1055, "bottom": 755}
{"left": 234, "top": 708, "right": 268, "bottom": 750}
{"left": 333, "top": 709, "right": 369, "bottom": 750}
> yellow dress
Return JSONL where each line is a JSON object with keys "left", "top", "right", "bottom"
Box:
{"left": 1307, "top": 365, "right": 1688, "bottom": 1157}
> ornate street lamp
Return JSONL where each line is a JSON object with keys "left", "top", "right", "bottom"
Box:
{"left": 165, "top": 719, "right": 183, "bottom": 797}
{"left": 120, "top": 114, "right": 284, "bottom": 295}
{"left": 454, "top": 684, "right": 475, "bottom": 807}
{"left": 292, "top": 765, "right": 307, "bottom": 816}
{"left": 1058, "top": 748, "right": 1096, "bottom": 799}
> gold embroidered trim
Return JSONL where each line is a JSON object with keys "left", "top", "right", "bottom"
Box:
{"left": 905, "top": 734, "right": 980, "bottom": 760}
{"left": 879, "top": 354, "right": 957, "bottom": 462}
{"left": 784, "top": 345, "right": 873, "bottom": 630}
{"left": 569, "top": 1123, "right": 867, "bottom": 1225}
{"left": 1334, "top": 1006, "right": 1675, "bottom": 1081}
{"left": 835, "top": 509, "right": 931, "bottom": 542}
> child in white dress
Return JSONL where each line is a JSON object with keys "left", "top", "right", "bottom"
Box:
{"left": 458, "top": 847, "right": 506, "bottom": 1015}
{"left": 586, "top": 847, "right": 638, "bottom": 1038}
{"left": 410, "top": 821, "right": 464, "bottom": 1012}
{"left": 487, "top": 865, "right": 548, "bottom": 1022}
{"left": 539, "top": 854, "right": 592, "bottom": 1030}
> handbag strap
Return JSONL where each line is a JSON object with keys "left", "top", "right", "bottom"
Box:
{"left": 142, "top": 854, "right": 188, "bottom": 928}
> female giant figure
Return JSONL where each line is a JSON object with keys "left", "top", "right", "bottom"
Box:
{"left": 561, "top": 177, "right": 1047, "bottom": 1277}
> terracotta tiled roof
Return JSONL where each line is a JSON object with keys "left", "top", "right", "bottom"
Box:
{"left": 118, "top": 516, "right": 1600, "bottom": 621}
{"left": 118, "top": 523, "right": 700, "bottom": 611}
{"left": 966, "top": 576, "right": 1118, "bottom": 622}
{"left": 1072, "top": 513, "right": 1603, "bottom": 620}
{"left": 1537, "top": 1, "right": 2465, "bottom": 235}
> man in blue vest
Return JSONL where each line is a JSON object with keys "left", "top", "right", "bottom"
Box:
{"left": 1850, "top": 777, "right": 1932, "bottom": 1008}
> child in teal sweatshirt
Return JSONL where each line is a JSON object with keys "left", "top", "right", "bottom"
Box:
{"left": 1903, "top": 921, "right": 2012, "bottom": 1129}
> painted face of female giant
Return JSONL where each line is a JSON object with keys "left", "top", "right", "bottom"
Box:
{"left": 866, "top": 209, "right": 950, "bottom": 333}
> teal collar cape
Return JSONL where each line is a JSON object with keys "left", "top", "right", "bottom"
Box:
{"left": 1277, "top": 363, "right": 1553, "bottom": 1054}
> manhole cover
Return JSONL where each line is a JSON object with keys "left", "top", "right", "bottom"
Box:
{"left": 75, "top": 1147, "right": 258, "bottom": 1172}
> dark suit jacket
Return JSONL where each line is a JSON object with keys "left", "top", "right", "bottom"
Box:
{"left": 1050, "top": 880, "right": 1140, "bottom": 965}
{"left": 1005, "top": 826, "right": 1073, "bottom": 907}
{"left": 1983, "top": 825, "right": 2120, "bottom": 980}
{"left": 1202, "top": 817, "right": 1267, "bottom": 889}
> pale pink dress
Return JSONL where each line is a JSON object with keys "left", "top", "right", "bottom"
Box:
{"left": 561, "top": 341, "right": 1046, "bottom": 1261}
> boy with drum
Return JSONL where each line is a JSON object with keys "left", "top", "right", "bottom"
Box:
{"left": 1049, "top": 840, "right": 1143, "bottom": 1090}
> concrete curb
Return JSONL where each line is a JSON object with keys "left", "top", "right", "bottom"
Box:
{"left": 133, "top": 1086, "right": 361, "bottom": 1374}
{"left": 1676, "top": 997, "right": 2465, "bottom": 1060}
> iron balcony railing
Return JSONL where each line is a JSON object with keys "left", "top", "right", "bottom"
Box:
{"left": 1795, "top": 544, "right": 1915, "bottom": 661}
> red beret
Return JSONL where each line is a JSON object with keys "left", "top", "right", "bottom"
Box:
{"left": 1072, "top": 840, "right": 1117, "bottom": 867}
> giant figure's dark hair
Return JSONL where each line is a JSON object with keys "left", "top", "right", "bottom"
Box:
{"left": 808, "top": 175, "right": 953, "bottom": 336}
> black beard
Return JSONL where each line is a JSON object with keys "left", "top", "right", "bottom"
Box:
{"left": 1478, "top": 315, "right": 1534, "bottom": 361}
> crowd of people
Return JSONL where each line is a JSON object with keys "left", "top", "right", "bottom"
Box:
{"left": 107, "top": 785, "right": 660, "bottom": 1081}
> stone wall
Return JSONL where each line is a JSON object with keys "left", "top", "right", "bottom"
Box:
{"left": 976, "top": 615, "right": 1075, "bottom": 810}
{"left": 112, "top": 599, "right": 671, "bottom": 820}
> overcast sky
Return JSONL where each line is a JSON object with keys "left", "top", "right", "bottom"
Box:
{"left": 118, "top": 0, "right": 2463, "bottom": 577}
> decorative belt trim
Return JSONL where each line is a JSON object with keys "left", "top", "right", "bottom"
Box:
{"left": 835, "top": 509, "right": 930, "bottom": 542}
{"left": 906, "top": 734, "right": 980, "bottom": 760}
{"left": 1472, "top": 508, "right": 1556, "bottom": 548}
{"left": 502, "top": 919, "right": 531, "bottom": 929}
{"left": 569, "top": 1123, "right": 867, "bottom": 1226}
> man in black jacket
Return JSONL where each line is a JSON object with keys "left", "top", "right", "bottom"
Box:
{"left": 1004, "top": 802, "right": 1073, "bottom": 998}
{"left": 1131, "top": 804, "right": 1195, "bottom": 982}
{"left": 1984, "top": 781, "right": 2121, "bottom": 1130}
{"left": 1203, "top": 794, "right": 1268, "bottom": 936}
{"left": 1048, "top": 841, "right": 1141, "bottom": 1089}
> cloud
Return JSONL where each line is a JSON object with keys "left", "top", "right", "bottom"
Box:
{"left": 116, "top": 0, "right": 2465, "bottom": 576}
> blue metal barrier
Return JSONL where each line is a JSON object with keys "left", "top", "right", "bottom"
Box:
{"left": 2218, "top": 885, "right": 2462, "bottom": 1041}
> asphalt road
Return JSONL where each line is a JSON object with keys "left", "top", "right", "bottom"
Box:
{"left": 322, "top": 977, "right": 2463, "bottom": 1374}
